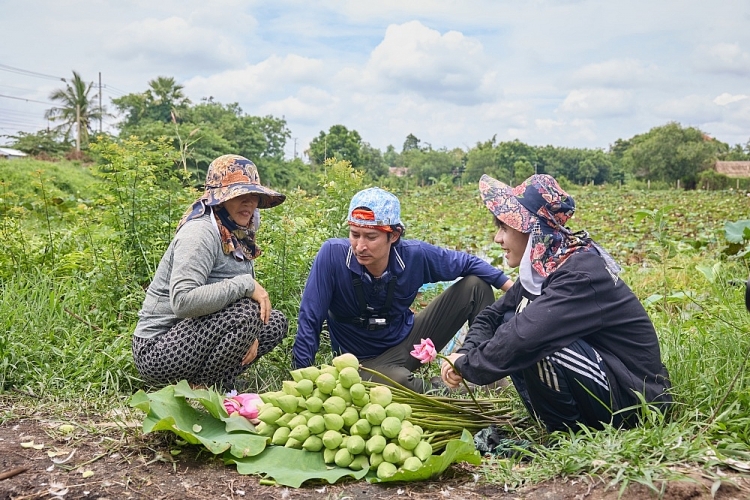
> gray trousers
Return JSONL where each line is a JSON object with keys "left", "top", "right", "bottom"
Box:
{"left": 360, "top": 275, "right": 495, "bottom": 393}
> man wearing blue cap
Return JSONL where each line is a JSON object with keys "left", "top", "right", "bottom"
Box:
{"left": 292, "top": 187, "right": 512, "bottom": 393}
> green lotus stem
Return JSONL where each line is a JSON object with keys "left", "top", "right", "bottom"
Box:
{"left": 436, "top": 354, "right": 483, "bottom": 412}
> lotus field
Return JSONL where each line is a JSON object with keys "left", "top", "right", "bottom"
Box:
{"left": 1, "top": 144, "right": 750, "bottom": 492}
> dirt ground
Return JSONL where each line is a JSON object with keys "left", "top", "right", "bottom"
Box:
{"left": 2, "top": 414, "right": 750, "bottom": 500}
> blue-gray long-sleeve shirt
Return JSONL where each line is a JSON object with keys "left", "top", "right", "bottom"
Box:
{"left": 292, "top": 238, "right": 509, "bottom": 367}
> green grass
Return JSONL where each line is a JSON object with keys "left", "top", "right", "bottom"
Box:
{"left": 2, "top": 149, "right": 750, "bottom": 492}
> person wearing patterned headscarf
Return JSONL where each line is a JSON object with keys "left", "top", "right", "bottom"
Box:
{"left": 132, "top": 154, "right": 288, "bottom": 390}
{"left": 441, "top": 174, "right": 672, "bottom": 432}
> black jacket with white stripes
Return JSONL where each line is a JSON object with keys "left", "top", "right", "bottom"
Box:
{"left": 455, "top": 247, "right": 672, "bottom": 411}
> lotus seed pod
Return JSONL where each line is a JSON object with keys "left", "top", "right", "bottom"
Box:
{"left": 346, "top": 435, "right": 366, "bottom": 455}
{"left": 315, "top": 373, "right": 337, "bottom": 394}
{"left": 413, "top": 440, "right": 433, "bottom": 461}
{"left": 305, "top": 396, "right": 323, "bottom": 413}
{"left": 365, "top": 434, "right": 387, "bottom": 454}
{"left": 254, "top": 422, "right": 277, "bottom": 437}
{"left": 380, "top": 416, "right": 402, "bottom": 439}
{"left": 402, "top": 456, "right": 422, "bottom": 472}
{"left": 259, "top": 391, "right": 281, "bottom": 405}
{"left": 295, "top": 379, "right": 314, "bottom": 397}
{"left": 349, "top": 382, "right": 366, "bottom": 400}
{"left": 382, "top": 443, "right": 401, "bottom": 464}
{"left": 271, "top": 426, "right": 291, "bottom": 445}
{"left": 350, "top": 418, "right": 371, "bottom": 437}
{"left": 258, "top": 406, "right": 283, "bottom": 425}
{"left": 256, "top": 402, "right": 274, "bottom": 414}
{"left": 296, "top": 397, "right": 308, "bottom": 411}
{"left": 284, "top": 437, "right": 303, "bottom": 449}
{"left": 323, "top": 413, "right": 345, "bottom": 431}
{"left": 351, "top": 394, "right": 369, "bottom": 408}
{"left": 287, "top": 414, "right": 307, "bottom": 429}
{"left": 348, "top": 454, "right": 369, "bottom": 471}
{"left": 322, "top": 396, "right": 347, "bottom": 415}
{"left": 413, "top": 425, "right": 424, "bottom": 438}
{"left": 400, "top": 420, "right": 413, "bottom": 429}
{"left": 290, "top": 368, "right": 304, "bottom": 382}
{"left": 322, "top": 430, "right": 343, "bottom": 449}
{"left": 401, "top": 403, "right": 412, "bottom": 419}
{"left": 385, "top": 403, "right": 406, "bottom": 421}
{"left": 275, "top": 412, "right": 296, "bottom": 428}
{"left": 323, "top": 447, "right": 337, "bottom": 464}
{"left": 370, "top": 452, "right": 384, "bottom": 468}
{"left": 307, "top": 414, "right": 326, "bottom": 435}
{"left": 319, "top": 364, "right": 339, "bottom": 379}
{"left": 332, "top": 353, "right": 360, "bottom": 371}
{"left": 360, "top": 403, "right": 372, "bottom": 414}
{"left": 340, "top": 435, "right": 349, "bottom": 449}
{"left": 282, "top": 380, "right": 301, "bottom": 397}
{"left": 289, "top": 424, "right": 310, "bottom": 442}
{"left": 302, "top": 435, "right": 324, "bottom": 452}
{"left": 331, "top": 383, "right": 352, "bottom": 403}
{"left": 369, "top": 386, "right": 392, "bottom": 407}
{"left": 334, "top": 448, "right": 354, "bottom": 468}
{"left": 300, "top": 365, "right": 321, "bottom": 382}
{"left": 299, "top": 410, "right": 314, "bottom": 420}
{"left": 398, "top": 427, "right": 420, "bottom": 450}
{"left": 398, "top": 446, "right": 413, "bottom": 464}
{"left": 341, "top": 407, "right": 360, "bottom": 428}
{"left": 311, "top": 388, "right": 325, "bottom": 401}
{"left": 365, "top": 404, "right": 386, "bottom": 425}
{"left": 338, "top": 367, "right": 361, "bottom": 389}
{"left": 277, "top": 394, "right": 299, "bottom": 414}
{"left": 377, "top": 461, "right": 398, "bottom": 479}
{"left": 370, "top": 425, "right": 383, "bottom": 437}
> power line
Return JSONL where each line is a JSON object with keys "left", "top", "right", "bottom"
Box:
{"left": 0, "top": 63, "right": 66, "bottom": 81}
{"left": 0, "top": 93, "right": 53, "bottom": 105}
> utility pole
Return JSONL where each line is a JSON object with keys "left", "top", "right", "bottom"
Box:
{"left": 98, "top": 72, "right": 102, "bottom": 134}
{"left": 76, "top": 104, "right": 81, "bottom": 152}
{"left": 293, "top": 137, "right": 298, "bottom": 159}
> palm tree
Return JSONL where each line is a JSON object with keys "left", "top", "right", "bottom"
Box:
{"left": 45, "top": 71, "right": 101, "bottom": 151}
{"left": 145, "top": 76, "right": 190, "bottom": 122}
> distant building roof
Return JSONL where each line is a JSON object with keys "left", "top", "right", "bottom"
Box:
{"left": 715, "top": 161, "right": 750, "bottom": 178}
{"left": 0, "top": 147, "right": 27, "bottom": 158}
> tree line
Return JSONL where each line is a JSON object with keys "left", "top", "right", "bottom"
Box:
{"left": 4, "top": 72, "right": 750, "bottom": 190}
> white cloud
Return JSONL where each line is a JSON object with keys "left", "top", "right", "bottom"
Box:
{"left": 693, "top": 43, "right": 750, "bottom": 76}
{"left": 571, "top": 59, "right": 659, "bottom": 88}
{"left": 558, "top": 89, "right": 633, "bottom": 118}
{"left": 183, "top": 55, "right": 326, "bottom": 104}
{"left": 714, "top": 93, "right": 749, "bottom": 106}
{"left": 363, "top": 21, "right": 496, "bottom": 105}
{"left": 655, "top": 95, "right": 723, "bottom": 123}
{"left": 105, "top": 16, "right": 245, "bottom": 71}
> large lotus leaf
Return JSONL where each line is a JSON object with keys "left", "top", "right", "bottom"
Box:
{"left": 171, "top": 381, "right": 257, "bottom": 434}
{"left": 129, "top": 385, "right": 267, "bottom": 458}
{"left": 724, "top": 219, "right": 750, "bottom": 244}
{"left": 368, "top": 429, "right": 481, "bottom": 483}
{"left": 226, "top": 446, "right": 369, "bottom": 487}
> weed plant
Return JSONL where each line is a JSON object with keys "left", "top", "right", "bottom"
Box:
{"left": 1, "top": 144, "right": 750, "bottom": 492}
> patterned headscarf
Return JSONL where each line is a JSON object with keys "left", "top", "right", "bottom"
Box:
{"left": 479, "top": 174, "right": 621, "bottom": 280}
{"left": 176, "top": 154, "right": 285, "bottom": 260}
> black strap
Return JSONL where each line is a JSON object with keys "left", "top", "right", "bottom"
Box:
{"left": 331, "top": 273, "right": 398, "bottom": 325}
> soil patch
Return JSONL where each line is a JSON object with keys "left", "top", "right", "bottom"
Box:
{"left": 1, "top": 415, "right": 748, "bottom": 500}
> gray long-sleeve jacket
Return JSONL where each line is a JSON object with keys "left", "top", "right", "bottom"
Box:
{"left": 133, "top": 213, "right": 257, "bottom": 339}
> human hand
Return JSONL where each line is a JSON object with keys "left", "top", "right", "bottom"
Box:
{"left": 440, "top": 352, "right": 465, "bottom": 389}
{"left": 242, "top": 338, "right": 259, "bottom": 365}
{"left": 250, "top": 282, "right": 271, "bottom": 324}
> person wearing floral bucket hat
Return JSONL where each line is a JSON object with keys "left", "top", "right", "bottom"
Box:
{"left": 441, "top": 174, "right": 673, "bottom": 432}
{"left": 292, "top": 186, "right": 513, "bottom": 393}
{"left": 132, "top": 154, "right": 288, "bottom": 390}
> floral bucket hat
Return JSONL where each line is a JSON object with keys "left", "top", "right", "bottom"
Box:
{"left": 203, "top": 154, "right": 285, "bottom": 209}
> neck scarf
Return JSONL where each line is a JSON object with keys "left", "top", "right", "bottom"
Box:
{"left": 176, "top": 200, "right": 261, "bottom": 261}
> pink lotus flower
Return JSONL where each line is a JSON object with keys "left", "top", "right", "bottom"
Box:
{"left": 410, "top": 338, "right": 438, "bottom": 364}
{"left": 224, "top": 392, "right": 263, "bottom": 424}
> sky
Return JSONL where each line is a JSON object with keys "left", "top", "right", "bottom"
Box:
{"left": 1, "top": 0, "right": 749, "bottom": 160}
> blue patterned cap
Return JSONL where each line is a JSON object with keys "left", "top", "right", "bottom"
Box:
{"left": 347, "top": 187, "right": 402, "bottom": 227}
